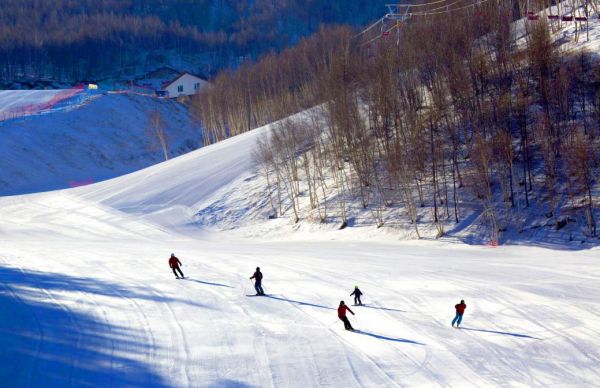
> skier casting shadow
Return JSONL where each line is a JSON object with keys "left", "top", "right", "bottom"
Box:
{"left": 338, "top": 301, "right": 355, "bottom": 331}
{"left": 168, "top": 253, "right": 184, "bottom": 279}
{"left": 350, "top": 286, "right": 363, "bottom": 306}
{"left": 452, "top": 299, "right": 467, "bottom": 328}
{"left": 250, "top": 267, "right": 265, "bottom": 295}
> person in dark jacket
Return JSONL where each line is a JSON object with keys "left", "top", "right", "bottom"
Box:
{"left": 452, "top": 300, "right": 467, "bottom": 328}
{"left": 350, "top": 286, "right": 363, "bottom": 305}
{"left": 338, "top": 301, "right": 355, "bottom": 331}
{"left": 250, "top": 267, "right": 264, "bottom": 295}
{"left": 168, "top": 253, "right": 184, "bottom": 279}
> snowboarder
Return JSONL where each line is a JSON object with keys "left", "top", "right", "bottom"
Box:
{"left": 452, "top": 299, "right": 467, "bottom": 328}
{"left": 168, "top": 253, "right": 184, "bottom": 279}
{"left": 350, "top": 286, "right": 363, "bottom": 306}
{"left": 250, "top": 267, "right": 264, "bottom": 295}
{"left": 338, "top": 301, "right": 355, "bottom": 331}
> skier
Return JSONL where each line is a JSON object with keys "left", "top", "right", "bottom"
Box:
{"left": 350, "top": 286, "right": 363, "bottom": 306}
{"left": 338, "top": 301, "right": 355, "bottom": 331}
{"left": 452, "top": 299, "right": 467, "bottom": 328}
{"left": 250, "top": 267, "right": 264, "bottom": 295}
{"left": 168, "top": 253, "right": 184, "bottom": 279}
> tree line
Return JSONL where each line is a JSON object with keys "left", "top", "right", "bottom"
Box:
{"left": 193, "top": 1, "right": 599, "bottom": 242}
{"left": 0, "top": 0, "right": 389, "bottom": 84}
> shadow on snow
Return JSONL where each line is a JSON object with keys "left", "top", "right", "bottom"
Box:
{"left": 264, "top": 295, "right": 334, "bottom": 310}
{"left": 353, "top": 330, "right": 425, "bottom": 345}
{"left": 183, "top": 278, "right": 233, "bottom": 288}
{"left": 208, "top": 379, "right": 257, "bottom": 388}
{"left": 358, "top": 304, "right": 406, "bottom": 313}
{"left": 460, "top": 327, "right": 543, "bottom": 340}
{"left": 0, "top": 265, "right": 171, "bottom": 387}
{"left": 0, "top": 265, "right": 207, "bottom": 309}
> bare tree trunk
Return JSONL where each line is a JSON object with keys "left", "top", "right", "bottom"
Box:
{"left": 149, "top": 109, "right": 169, "bottom": 161}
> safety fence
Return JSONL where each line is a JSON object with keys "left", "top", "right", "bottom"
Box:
{"left": 0, "top": 84, "right": 85, "bottom": 122}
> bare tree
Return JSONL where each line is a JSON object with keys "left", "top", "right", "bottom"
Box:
{"left": 566, "top": 132, "right": 597, "bottom": 237}
{"left": 148, "top": 109, "right": 169, "bottom": 161}
{"left": 253, "top": 133, "right": 278, "bottom": 218}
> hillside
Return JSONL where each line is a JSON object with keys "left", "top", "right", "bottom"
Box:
{"left": 194, "top": 4, "right": 600, "bottom": 247}
{"left": 0, "top": 89, "right": 79, "bottom": 119}
{"left": 0, "top": 3, "right": 599, "bottom": 387}
{"left": 0, "top": 0, "right": 390, "bottom": 85}
{"left": 0, "top": 92, "right": 201, "bottom": 195}
{"left": 0, "top": 115, "right": 599, "bottom": 387}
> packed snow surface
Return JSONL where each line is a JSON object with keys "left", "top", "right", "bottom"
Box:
{"left": 0, "top": 92, "right": 200, "bottom": 196}
{"left": 1, "top": 118, "right": 599, "bottom": 387}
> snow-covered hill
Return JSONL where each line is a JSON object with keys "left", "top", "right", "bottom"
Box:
{"left": 0, "top": 9, "right": 599, "bottom": 386}
{"left": 0, "top": 92, "right": 201, "bottom": 195}
{"left": 0, "top": 89, "right": 77, "bottom": 119}
{"left": 1, "top": 113, "right": 599, "bottom": 387}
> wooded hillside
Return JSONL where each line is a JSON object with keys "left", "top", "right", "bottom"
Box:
{"left": 0, "top": 0, "right": 388, "bottom": 84}
{"left": 193, "top": 1, "right": 599, "bottom": 242}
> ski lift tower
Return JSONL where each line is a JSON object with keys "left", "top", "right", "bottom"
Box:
{"left": 356, "top": 2, "right": 414, "bottom": 47}
{"left": 384, "top": 3, "right": 414, "bottom": 43}
{"left": 385, "top": 3, "right": 414, "bottom": 23}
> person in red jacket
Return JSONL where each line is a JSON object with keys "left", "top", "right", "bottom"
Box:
{"left": 452, "top": 299, "right": 467, "bottom": 328}
{"left": 169, "top": 253, "right": 184, "bottom": 279}
{"left": 338, "top": 300, "right": 355, "bottom": 331}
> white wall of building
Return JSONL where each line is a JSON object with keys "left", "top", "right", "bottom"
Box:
{"left": 165, "top": 74, "right": 207, "bottom": 98}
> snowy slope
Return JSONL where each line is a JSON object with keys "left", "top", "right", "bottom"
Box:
{"left": 74, "top": 115, "right": 272, "bottom": 231}
{"left": 1, "top": 114, "right": 599, "bottom": 387}
{"left": 0, "top": 12, "right": 599, "bottom": 388}
{"left": 0, "top": 90, "right": 69, "bottom": 117}
{"left": 0, "top": 93, "right": 201, "bottom": 195}
{"left": 1, "top": 227, "right": 599, "bottom": 387}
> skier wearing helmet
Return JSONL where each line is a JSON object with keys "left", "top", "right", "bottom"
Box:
{"left": 350, "top": 286, "right": 363, "bottom": 306}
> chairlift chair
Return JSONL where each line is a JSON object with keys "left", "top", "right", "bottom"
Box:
{"left": 526, "top": 11, "right": 539, "bottom": 21}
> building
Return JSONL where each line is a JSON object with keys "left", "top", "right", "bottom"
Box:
{"left": 161, "top": 72, "right": 208, "bottom": 98}
{"left": 137, "top": 67, "right": 181, "bottom": 90}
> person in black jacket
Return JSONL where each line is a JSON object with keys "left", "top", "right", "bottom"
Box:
{"left": 250, "top": 267, "right": 264, "bottom": 295}
{"left": 350, "top": 286, "right": 363, "bottom": 306}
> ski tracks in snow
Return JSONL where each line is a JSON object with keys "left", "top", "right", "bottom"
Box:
{"left": 250, "top": 260, "right": 419, "bottom": 387}
{"left": 2, "top": 236, "right": 599, "bottom": 386}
